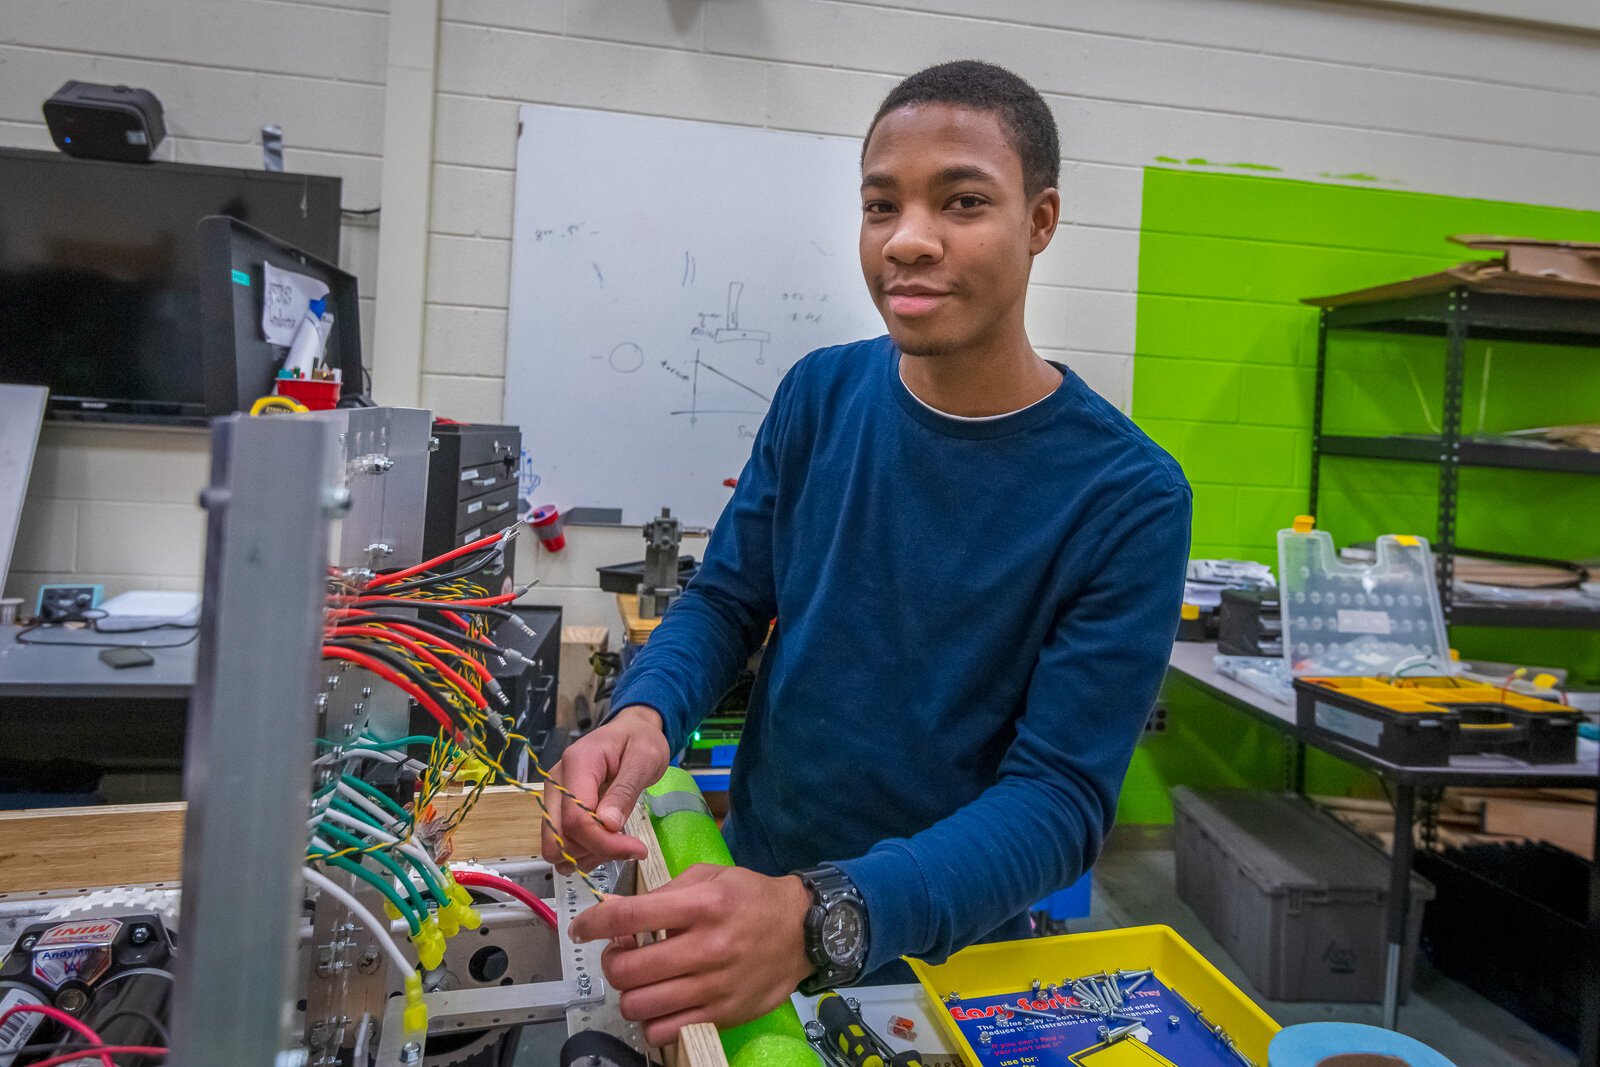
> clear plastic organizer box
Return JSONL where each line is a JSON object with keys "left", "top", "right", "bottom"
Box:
{"left": 1277, "top": 525, "right": 1451, "bottom": 677}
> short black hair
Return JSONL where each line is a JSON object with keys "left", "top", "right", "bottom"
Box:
{"left": 864, "top": 60, "right": 1060, "bottom": 196}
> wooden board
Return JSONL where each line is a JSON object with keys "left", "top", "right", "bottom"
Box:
{"left": 1481, "top": 797, "right": 1596, "bottom": 859}
{"left": 625, "top": 804, "right": 730, "bottom": 1067}
{"left": 0, "top": 786, "right": 545, "bottom": 894}
{"left": 617, "top": 594, "right": 665, "bottom": 646}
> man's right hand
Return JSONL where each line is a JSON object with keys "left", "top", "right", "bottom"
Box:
{"left": 540, "top": 704, "right": 672, "bottom": 872}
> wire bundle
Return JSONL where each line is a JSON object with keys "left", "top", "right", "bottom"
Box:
{"left": 304, "top": 522, "right": 616, "bottom": 1018}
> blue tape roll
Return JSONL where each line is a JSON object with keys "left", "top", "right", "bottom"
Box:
{"left": 1269, "top": 1023, "right": 1456, "bottom": 1067}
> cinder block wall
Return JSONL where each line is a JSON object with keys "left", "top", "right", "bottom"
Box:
{"left": 6, "top": 0, "right": 1599, "bottom": 628}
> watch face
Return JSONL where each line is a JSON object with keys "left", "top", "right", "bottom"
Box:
{"left": 822, "top": 902, "right": 864, "bottom": 966}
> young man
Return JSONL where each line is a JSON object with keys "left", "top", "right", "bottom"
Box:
{"left": 550, "top": 60, "right": 1190, "bottom": 1045}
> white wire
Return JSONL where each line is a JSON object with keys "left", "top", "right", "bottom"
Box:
{"left": 303, "top": 866, "right": 412, "bottom": 975}
{"left": 311, "top": 747, "right": 428, "bottom": 772}
{"left": 317, "top": 803, "right": 450, "bottom": 891}
{"left": 336, "top": 781, "right": 404, "bottom": 828}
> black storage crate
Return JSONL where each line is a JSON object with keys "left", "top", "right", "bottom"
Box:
{"left": 1416, "top": 841, "right": 1589, "bottom": 1046}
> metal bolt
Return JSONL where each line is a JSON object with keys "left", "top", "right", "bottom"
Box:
{"left": 978, "top": 1031, "right": 991, "bottom": 1046}
{"left": 56, "top": 987, "right": 89, "bottom": 1013}
{"left": 576, "top": 972, "right": 592, "bottom": 995}
{"left": 307, "top": 1020, "right": 332, "bottom": 1050}
{"left": 1101, "top": 1021, "right": 1143, "bottom": 1046}
{"left": 129, "top": 925, "right": 153, "bottom": 946}
{"left": 399, "top": 1041, "right": 422, "bottom": 1065}
{"left": 943, "top": 991, "right": 960, "bottom": 1005}
{"left": 361, "top": 686, "right": 373, "bottom": 698}
{"left": 322, "top": 486, "right": 352, "bottom": 518}
{"left": 356, "top": 948, "right": 381, "bottom": 974}
{"left": 1169, "top": 1015, "right": 1181, "bottom": 1029}
{"left": 804, "top": 1021, "right": 825, "bottom": 1042}
{"left": 19, "top": 934, "right": 37, "bottom": 951}
{"left": 342, "top": 722, "right": 356, "bottom": 737}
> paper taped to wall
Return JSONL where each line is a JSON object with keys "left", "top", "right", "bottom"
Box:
{"left": 262, "top": 262, "right": 330, "bottom": 346}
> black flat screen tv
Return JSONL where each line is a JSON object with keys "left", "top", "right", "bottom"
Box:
{"left": 0, "top": 147, "right": 341, "bottom": 424}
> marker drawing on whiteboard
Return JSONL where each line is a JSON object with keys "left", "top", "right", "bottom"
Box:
{"left": 592, "top": 262, "right": 604, "bottom": 287}
{"left": 609, "top": 342, "right": 644, "bottom": 374}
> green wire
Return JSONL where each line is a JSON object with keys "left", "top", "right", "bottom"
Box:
{"left": 326, "top": 798, "right": 450, "bottom": 906}
{"left": 320, "top": 853, "right": 422, "bottom": 935}
{"left": 338, "top": 774, "right": 412, "bottom": 823}
{"left": 317, "top": 823, "right": 433, "bottom": 918}
{"left": 314, "top": 734, "right": 437, "bottom": 750}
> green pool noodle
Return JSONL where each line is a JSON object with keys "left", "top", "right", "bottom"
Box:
{"left": 727, "top": 1033, "right": 818, "bottom": 1067}
{"left": 642, "top": 768, "right": 811, "bottom": 1060}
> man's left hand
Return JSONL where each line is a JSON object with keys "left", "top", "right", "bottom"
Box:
{"left": 569, "top": 864, "right": 815, "bottom": 1047}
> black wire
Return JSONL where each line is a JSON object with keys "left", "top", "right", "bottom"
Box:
{"left": 87, "top": 1006, "right": 173, "bottom": 1046}
{"left": 13, "top": 622, "right": 200, "bottom": 649}
{"left": 326, "top": 637, "right": 466, "bottom": 719}
{"left": 2, "top": 1036, "right": 171, "bottom": 1060}
{"left": 373, "top": 546, "right": 507, "bottom": 595}
{"left": 370, "top": 541, "right": 504, "bottom": 582}
{"left": 341, "top": 598, "right": 516, "bottom": 622}
{"left": 331, "top": 613, "right": 509, "bottom": 657}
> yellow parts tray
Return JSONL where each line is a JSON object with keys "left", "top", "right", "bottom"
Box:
{"left": 1301, "top": 674, "right": 1571, "bottom": 715}
{"left": 907, "top": 925, "right": 1279, "bottom": 1067}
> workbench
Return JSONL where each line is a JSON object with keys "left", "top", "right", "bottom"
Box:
{"left": 1167, "top": 641, "right": 1600, "bottom": 1063}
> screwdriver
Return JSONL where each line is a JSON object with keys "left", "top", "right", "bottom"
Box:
{"left": 816, "top": 992, "right": 926, "bottom": 1067}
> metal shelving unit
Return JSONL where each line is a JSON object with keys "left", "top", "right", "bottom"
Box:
{"left": 1308, "top": 286, "right": 1600, "bottom": 628}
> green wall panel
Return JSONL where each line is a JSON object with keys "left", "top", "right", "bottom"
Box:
{"left": 1117, "top": 168, "right": 1600, "bottom": 824}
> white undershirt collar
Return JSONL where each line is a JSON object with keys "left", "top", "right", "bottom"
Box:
{"left": 898, "top": 368, "right": 1054, "bottom": 422}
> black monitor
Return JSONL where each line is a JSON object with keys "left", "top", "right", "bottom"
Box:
{"left": 0, "top": 147, "right": 341, "bottom": 424}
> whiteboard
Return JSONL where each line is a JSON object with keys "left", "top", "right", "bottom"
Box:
{"left": 503, "top": 106, "right": 884, "bottom": 528}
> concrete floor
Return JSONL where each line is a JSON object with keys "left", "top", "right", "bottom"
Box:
{"left": 1082, "top": 844, "right": 1575, "bottom": 1066}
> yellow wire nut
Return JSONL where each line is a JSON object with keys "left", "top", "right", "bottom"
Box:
{"left": 447, "top": 898, "right": 481, "bottom": 933}
{"left": 436, "top": 904, "right": 460, "bottom": 939}
{"left": 444, "top": 880, "right": 484, "bottom": 931}
{"left": 382, "top": 898, "right": 402, "bottom": 921}
{"left": 412, "top": 916, "right": 446, "bottom": 970}
{"left": 402, "top": 972, "right": 428, "bottom": 1037}
{"left": 456, "top": 756, "right": 493, "bottom": 789}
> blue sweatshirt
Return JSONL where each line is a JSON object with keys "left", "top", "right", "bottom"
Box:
{"left": 612, "top": 335, "right": 1191, "bottom": 981}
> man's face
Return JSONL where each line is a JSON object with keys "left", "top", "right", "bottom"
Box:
{"left": 859, "top": 104, "right": 1057, "bottom": 358}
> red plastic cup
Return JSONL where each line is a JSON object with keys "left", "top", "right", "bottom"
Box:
{"left": 530, "top": 504, "right": 565, "bottom": 552}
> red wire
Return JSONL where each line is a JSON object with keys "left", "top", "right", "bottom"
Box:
{"left": 321, "top": 646, "right": 458, "bottom": 737}
{"left": 23, "top": 1049, "right": 167, "bottom": 1067}
{"left": 327, "top": 627, "right": 487, "bottom": 709}
{"left": 341, "top": 591, "right": 519, "bottom": 609}
{"left": 366, "top": 621, "right": 495, "bottom": 686}
{"left": 451, "top": 869, "right": 559, "bottom": 929}
{"left": 0, "top": 1004, "right": 114, "bottom": 1067}
{"left": 367, "top": 529, "right": 512, "bottom": 590}
{"left": 440, "top": 610, "right": 471, "bottom": 632}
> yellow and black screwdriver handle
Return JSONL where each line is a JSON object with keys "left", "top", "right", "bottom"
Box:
{"left": 816, "top": 991, "right": 926, "bottom": 1067}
